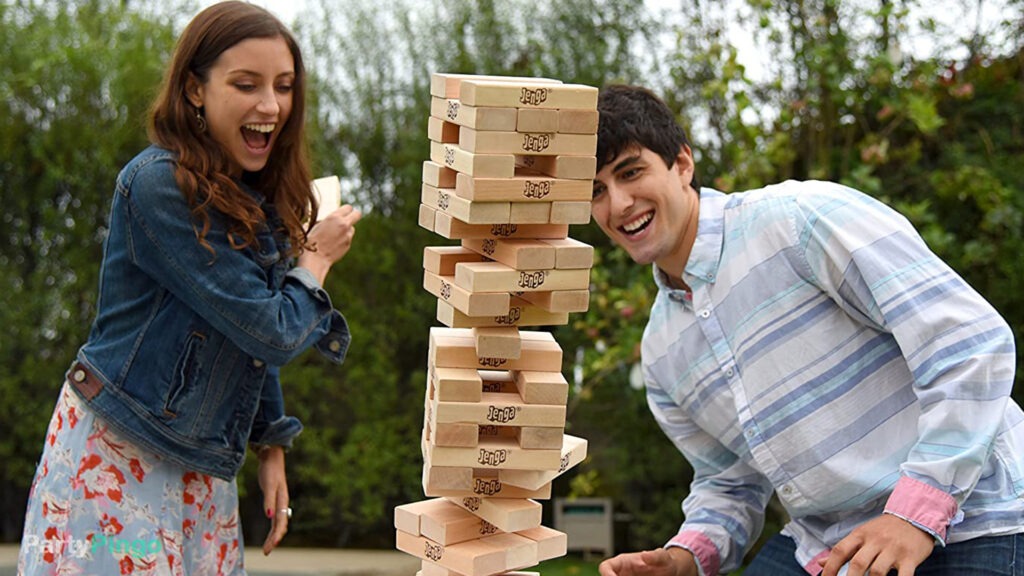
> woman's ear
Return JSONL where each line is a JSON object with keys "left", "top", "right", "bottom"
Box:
{"left": 184, "top": 73, "right": 204, "bottom": 109}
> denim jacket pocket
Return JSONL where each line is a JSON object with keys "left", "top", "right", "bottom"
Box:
{"left": 164, "top": 330, "right": 206, "bottom": 418}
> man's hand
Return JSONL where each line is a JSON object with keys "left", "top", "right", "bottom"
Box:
{"left": 819, "top": 514, "right": 934, "bottom": 576}
{"left": 257, "top": 446, "right": 289, "bottom": 556}
{"left": 598, "top": 547, "right": 698, "bottom": 576}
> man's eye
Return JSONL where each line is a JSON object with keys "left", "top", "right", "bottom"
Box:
{"left": 622, "top": 168, "right": 640, "bottom": 179}
{"left": 592, "top": 187, "right": 605, "bottom": 199}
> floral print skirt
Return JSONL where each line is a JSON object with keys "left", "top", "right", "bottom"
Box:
{"left": 18, "top": 382, "right": 245, "bottom": 575}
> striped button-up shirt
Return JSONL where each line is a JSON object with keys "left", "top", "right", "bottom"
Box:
{"left": 643, "top": 182, "right": 1024, "bottom": 575}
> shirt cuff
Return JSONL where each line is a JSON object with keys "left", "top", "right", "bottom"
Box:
{"left": 883, "top": 475, "right": 958, "bottom": 543}
{"left": 667, "top": 531, "right": 719, "bottom": 576}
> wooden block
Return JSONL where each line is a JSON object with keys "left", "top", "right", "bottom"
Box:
{"left": 419, "top": 203, "right": 437, "bottom": 232}
{"left": 499, "top": 435, "right": 588, "bottom": 490}
{"left": 433, "top": 213, "right": 569, "bottom": 240}
{"left": 423, "top": 183, "right": 511, "bottom": 224}
{"left": 414, "top": 498, "right": 505, "bottom": 546}
{"left": 472, "top": 326, "right": 522, "bottom": 360}
{"left": 488, "top": 533, "right": 538, "bottom": 572}
{"left": 395, "top": 530, "right": 506, "bottom": 576}
{"left": 433, "top": 422, "right": 480, "bottom": 447}
{"left": 423, "top": 246, "right": 489, "bottom": 276}
{"left": 432, "top": 366, "right": 484, "bottom": 402}
{"left": 429, "top": 328, "right": 562, "bottom": 372}
{"left": 311, "top": 175, "right": 341, "bottom": 222}
{"left": 460, "top": 128, "right": 597, "bottom": 156}
{"left": 431, "top": 97, "right": 518, "bottom": 131}
{"left": 428, "top": 116, "right": 461, "bottom": 143}
{"left": 518, "top": 426, "right": 566, "bottom": 450}
{"left": 517, "top": 525, "right": 568, "bottom": 561}
{"left": 516, "top": 290, "right": 590, "bottom": 313}
{"left": 420, "top": 563, "right": 542, "bottom": 576}
{"left": 432, "top": 392, "right": 566, "bottom": 428}
{"left": 423, "top": 160, "right": 458, "bottom": 188}
{"left": 430, "top": 141, "right": 515, "bottom": 178}
{"left": 549, "top": 201, "right": 591, "bottom": 225}
{"left": 437, "top": 298, "right": 569, "bottom": 329}
{"left": 396, "top": 499, "right": 439, "bottom": 536}
{"left": 540, "top": 238, "right": 593, "bottom": 269}
{"left": 517, "top": 155, "right": 596, "bottom": 180}
{"left": 455, "top": 172, "right": 591, "bottom": 202}
{"left": 558, "top": 109, "right": 599, "bottom": 134}
{"left": 517, "top": 108, "right": 558, "bottom": 133}
{"left": 430, "top": 73, "right": 561, "bottom": 98}
{"left": 426, "top": 436, "right": 563, "bottom": 471}
{"left": 423, "top": 462, "right": 474, "bottom": 491}
{"left": 508, "top": 202, "right": 551, "bottom": 225}
{"left": 455, "top": 262, "right": 590, "bottom": 293}
{"left": 459, "top": 81, "right": 598, "bottom": 109}
{"left": 424, "top": 270, "right": 511, "bottom": 317}
{"left": 444, "top": 496, "right": 543, "bottom": 533}
{"left": 461, "top": 239, "right": 555, "bottom": 270}
{"left": 425, "top": 474, "right": 552, "bottom": 500}
{"left": 514, "top": 371, "right": 569, "bottom": 405}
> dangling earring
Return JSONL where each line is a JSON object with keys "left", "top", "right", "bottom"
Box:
{"left": 195, "top": 107, "right": 207, "bottom": 133}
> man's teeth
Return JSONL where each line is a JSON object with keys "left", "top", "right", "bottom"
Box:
{"left": 243, "top": 123, "right": 275, "bottom": 133}
{"left": 622, "top": 213, "right": 653, "bottom": 233}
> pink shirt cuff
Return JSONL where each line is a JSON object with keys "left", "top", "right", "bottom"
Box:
{"left": 883, "top": 475, "right": 958, "bottom": 543}
{"left": 667, "top": 531, "right": 719, "bottom": 576}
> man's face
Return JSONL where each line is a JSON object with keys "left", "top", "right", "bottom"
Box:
{"left": 591, "top": 145, "right": 698, "bottom": 274}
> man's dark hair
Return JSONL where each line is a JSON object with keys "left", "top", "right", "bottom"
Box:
{"left": 597, "top": 84, "right": 701, "bottom": 191}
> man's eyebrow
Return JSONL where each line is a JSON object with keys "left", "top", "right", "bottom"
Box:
{"left": 612, "top": 154, "right": 642, "bottom": 173}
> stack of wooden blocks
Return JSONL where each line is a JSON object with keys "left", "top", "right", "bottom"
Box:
{"left": 394, "top": 72, "right": 598, "bottom": 576}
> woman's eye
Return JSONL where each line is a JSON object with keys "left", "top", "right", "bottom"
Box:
{"left": 276, "top": 84, "right": 293, "bottom": 94}
{"left": 235, "top": 84, "right": 256, "bottom": 92}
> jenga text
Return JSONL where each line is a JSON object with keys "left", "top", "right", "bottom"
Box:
{"left": 481, "top": 239, "right": 496, "bottom": 255}
{"left": 425, "top": 542, "right": 443, "bottom": 561}
{"left": 522, "top": 180, "right": 551, "bottom": 199}
{"left": 462, "top": 497, "right": 482, "bottom": 511}
{"left": 487, "top": 405, "right": 518, "bottom": 424}
{"left": 520, "top": 87, "right": 549, "bottom": 106}
{"left": 444, "top": 146, "right": 455, "bottom": 166}
{"left": 440, "top": 280, "right": 451, "bottom": 300}
{"left": 479, "top": 357, "right": 508, "bottom": 368}
{"left": 559, "top": 453, "right": 570, "bottom": 473}
{"left": 437, "top": 191, "right": 450, "bottom": 211}
{"left": 494, "top": 307, "right": 522, "bottom": 325}
{"left": 518, "top": 271, "right": 547, "bottom": 289}
{"left": 474, "top": 478, "right": 503, "bottom": 496}
{"left": 478, "top": 448, "right": 508, "bottom": 466}
{"left": 521, "top": 133, "right": 551, "bottom": 153}
{"left": 479, "top": 519, "right": 499, "bottom": 534}
{"left": 490, "top": 224, "right": 519, "bottom": 237}
{"left": 446, "top": 101, "right": 460, "bottom": 121}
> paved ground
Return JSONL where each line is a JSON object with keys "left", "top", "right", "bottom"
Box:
{"left": 0, "top": 544, "right": 420, "bottom": 576}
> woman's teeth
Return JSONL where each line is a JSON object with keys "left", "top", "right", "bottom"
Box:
{"left": 243, "top": 123, "right": 275, "bottom": 133}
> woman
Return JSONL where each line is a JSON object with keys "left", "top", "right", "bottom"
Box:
{"left": 18, "top": 2, "right": 360, "bottom": 574}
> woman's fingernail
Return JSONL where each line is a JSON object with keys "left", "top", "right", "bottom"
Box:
{"left": 266, "top": 508, "right": 273, "bottom": 518}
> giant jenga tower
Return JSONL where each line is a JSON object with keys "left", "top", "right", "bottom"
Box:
{"left": 393, "top": 73, "right": 598, "bottom": 576}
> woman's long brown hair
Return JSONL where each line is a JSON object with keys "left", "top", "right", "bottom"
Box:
{"left": 148, "top": 1, "right": 315, "bottom": 257}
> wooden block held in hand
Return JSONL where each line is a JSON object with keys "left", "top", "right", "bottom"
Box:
{"left": 311, "top": 175, "right": 341, "bottom": 222}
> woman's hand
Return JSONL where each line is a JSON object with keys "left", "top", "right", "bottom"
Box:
{"left": 257, "top": 445, "right": 290, "bottom": 556}
{"left": 298, "top": 204, "right": 362, "bottom": 284}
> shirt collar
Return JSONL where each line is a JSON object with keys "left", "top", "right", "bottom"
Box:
{"left": 651, "top": 188, "right": 728, "bottom": 293}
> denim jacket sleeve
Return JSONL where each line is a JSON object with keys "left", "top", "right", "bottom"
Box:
{"left": 123, "top": 154, "right": 350, "bottom": 366}
{"left": 249, "top": 365, "right": 303, "bottom": 448}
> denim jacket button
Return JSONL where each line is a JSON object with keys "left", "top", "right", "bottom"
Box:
{"left": 252, "top": 359, "right": 265, "bottom": 368}
{"left": 72, "top": 369, "right": 86, "bottom": 383}
{"left": 328, "top": 340, "right": 342, "bottom": 353}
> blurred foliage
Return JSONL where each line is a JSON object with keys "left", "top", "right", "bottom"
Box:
{"left": 1, "top": 0, "right": 1022, "bottom": 568}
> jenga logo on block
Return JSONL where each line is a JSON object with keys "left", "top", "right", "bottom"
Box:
{"left": 478, "top": 448, "right": 508, "bottom": 466}
{"left": 495, "top": 307, "right": 522, "bottom": 325}
{"left": 444, "top": 146, "right": 455, "bottom": 166}
{"left": 479, "top": 424, "right": 499, "bottom": 435}
{"left": 474, "top": 478, "right": 503, "bottom": 496}
{"left": 487, "top": 405, "right": 518, "bottom": 424}
{"left": 518, "top": 271, "right": 547, "bottom": 289}
{"left": 481, "top": 239, "right": 496, "bottom": 255}
{"left": 478, "top": 357, "right": 508, "bottom": 368}
{"left": 522, "top": 180, "right": 551, "bottom": 199}
{"left": 521, "top": 133, "right": 551, "bottom": 153}
{"left": 520, "top": 87, "right": 549, "bottom": 106}
{"left": 559, "top": 453, "right": 570, "bottom": 473}
{"left": 440, "top": 280, "right": 451, "bottom": 300}
{"left": 437, "top": 191, "right": 450, "bottom": 211}
{"left": 490, "top": 224, "right": 518, "bottom": 237}
{"left": 463, "top": 497, "right": 482, "bottom": 511}
{"left": 479, "top": 520, "right": 499, "bottom": 535}
{"left": 425, "top": 542, "right": 443, "bottom": 561}
{"left": 446, "top": 101, "right": 460, "bottom": 120}
{"left": 481, "top": 381, "right": 503, "bottom": 393}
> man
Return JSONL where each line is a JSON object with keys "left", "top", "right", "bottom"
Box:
{"left": 592, "top": 85, "right": 1024, "bottom": 576}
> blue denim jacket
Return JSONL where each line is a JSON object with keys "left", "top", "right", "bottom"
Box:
{"left": 72, "top": 145, "right": 349, "bottom": 480}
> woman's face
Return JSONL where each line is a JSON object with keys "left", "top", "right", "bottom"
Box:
{"left": 187, "top": 36, "right": 295, "bottom": 175}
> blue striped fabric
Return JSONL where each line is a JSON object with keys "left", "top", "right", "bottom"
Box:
{"left": 642, "top": 183, "right": 1024, "bottom": 574}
